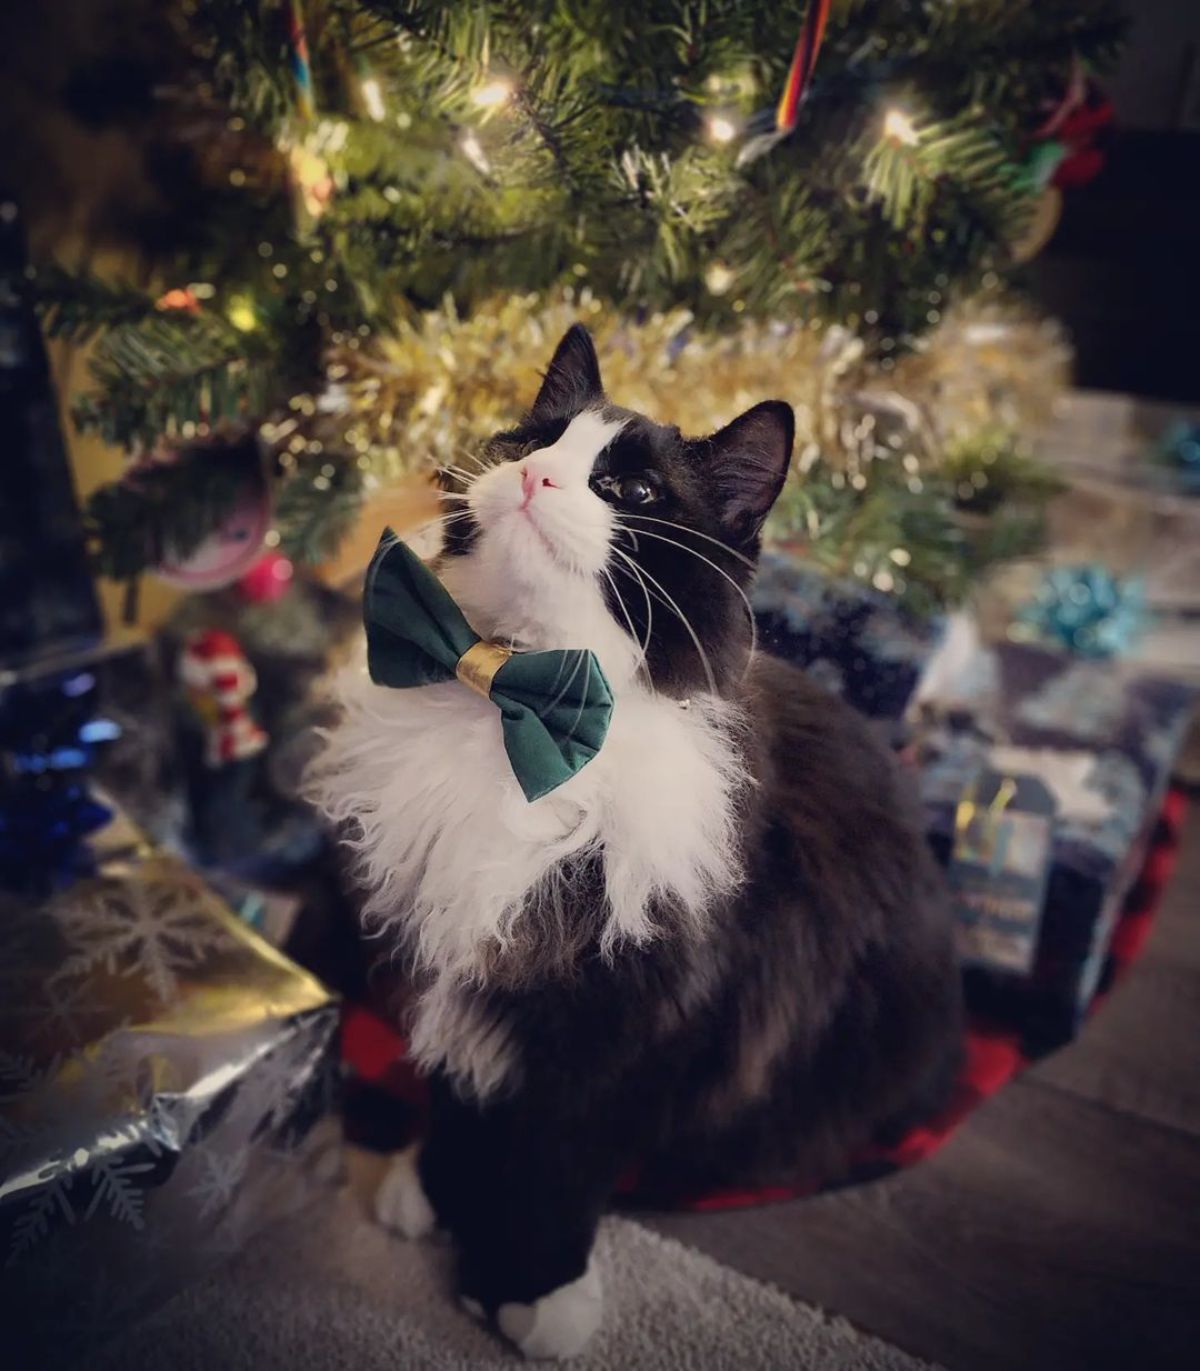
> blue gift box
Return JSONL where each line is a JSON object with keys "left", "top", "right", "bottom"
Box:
{"left": 916, "top": 642, "right": 1195, "bottom": 1050}
{"left": 754, "top": 551, "right": 945, "bottom": 722}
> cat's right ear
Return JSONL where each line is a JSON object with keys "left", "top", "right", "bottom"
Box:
{"left": 702, "top": 401, "right": 794, "bottom": 547}
{"left": 530, "top": 324, "right": 603, "bottom": 421}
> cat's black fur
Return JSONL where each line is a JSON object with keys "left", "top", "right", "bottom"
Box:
{"left": 383, "top": 326, "right": 962, "bottom": 1314}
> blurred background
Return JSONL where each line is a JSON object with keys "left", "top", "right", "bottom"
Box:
{"left": 1, "top": 5, "right": 1198, "bottom": 1369}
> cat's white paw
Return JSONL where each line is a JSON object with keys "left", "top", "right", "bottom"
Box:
{"left": 496, "top": 1261, "right": 603, "bottom": 1360}
{"left": 373, "top": 1144, "right": 436, "bottom": 1239}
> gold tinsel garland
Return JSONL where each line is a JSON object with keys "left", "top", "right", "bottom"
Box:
{"left": 322, "top": 288, "right": 1070, "bottom": 490}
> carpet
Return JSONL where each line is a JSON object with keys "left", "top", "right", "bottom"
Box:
{"left": 87, "top": 1181, "right": 938, "bottom": 1371}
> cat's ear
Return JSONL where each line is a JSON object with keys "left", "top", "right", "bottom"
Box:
{"left": 702, "top": 401, "right": 794, "bottom": 545}
{"left": 531, "top": 324, "right": 603, "bottom": 420}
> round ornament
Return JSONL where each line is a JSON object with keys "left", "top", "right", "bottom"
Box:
{"left": 155, "top": 464, "right": 273, "bottom": 591}
{"left": 236, "top": 550, "right": 295, "bottom": 603}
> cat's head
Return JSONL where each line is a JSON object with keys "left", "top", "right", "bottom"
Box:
{"left": 439, "top": 324, "right": 793, "bottom": 696}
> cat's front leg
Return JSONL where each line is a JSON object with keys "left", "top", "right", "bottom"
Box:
{"left": 418, "top": 1075, "right": 621, "bottom": 1360}
{"left": 374, "top": 1141, "right": 438, "bottom": 1239}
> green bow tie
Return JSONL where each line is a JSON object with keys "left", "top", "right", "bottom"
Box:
{"left": 364, "top": 531, "right": 614, "bottom": 802}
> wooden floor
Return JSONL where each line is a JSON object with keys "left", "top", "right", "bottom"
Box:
{"left": 643, "top": 803, "right": 1200, "bottom": 1371}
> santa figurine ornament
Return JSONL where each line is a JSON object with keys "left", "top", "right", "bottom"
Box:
{"left": 179, "top": 629, "right": 269, "bottom": 768}
{"left": 178, "top": 628, "right": 271, "bottom": 864}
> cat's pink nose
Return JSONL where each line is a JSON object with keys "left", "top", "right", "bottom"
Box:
{"left": 519, "top": 464, "right": 561, "bottom": 509}
{"left": 520, "top": 465, "right": 536, "bottom": 506}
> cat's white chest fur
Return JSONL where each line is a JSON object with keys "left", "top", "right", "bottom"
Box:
{"left": 314, "top": 649, "right": 745, "bottom": 1097}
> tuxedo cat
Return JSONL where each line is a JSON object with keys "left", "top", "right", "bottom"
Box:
{"left": 311, "top": 325, "right": 962, "bottom": 1359}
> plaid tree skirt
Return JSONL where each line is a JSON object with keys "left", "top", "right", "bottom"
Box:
{"left": 341, "top": 789, "right": 1186, "bottom": 1211}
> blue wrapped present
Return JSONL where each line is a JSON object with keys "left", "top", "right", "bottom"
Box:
{"left": 754, "top": 552, "right": 944, "bottom": 722}
{"left": 915, "top": 640, "right": 1195, "bottom": 1051}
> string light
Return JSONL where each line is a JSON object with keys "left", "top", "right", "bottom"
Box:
{"left": 460, "top": 131, "right": 491, "bottom": 174}
{"left": 705, "top": 113, "right": 738, "bottom": 145}
{"left": 705, "top": 262, "right": 734, "bottom": 295}
{"left": 227, "top": 295, "right": 258, "bottom": 332}
{"left": 360, "top": 76, "right": 386, "bottom": 121}
{"left": 472, "top": 77, "right": 514, "bottom": 109}
{"left": 883, "top": 108, "right": 919, "bottom": 146}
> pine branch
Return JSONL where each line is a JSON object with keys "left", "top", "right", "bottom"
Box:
{"left": 35, "top": 266, "right": 160, "bottom": 344}
{"left": 73, "top": 313, "right": 279, "bottom": 450}
{"left": 274, "top": 450, "right": 365, "bottom": 562}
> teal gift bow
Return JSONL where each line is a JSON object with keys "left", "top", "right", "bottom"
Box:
{"left": 364, "top": 531, "right": 614, "bottom": 802}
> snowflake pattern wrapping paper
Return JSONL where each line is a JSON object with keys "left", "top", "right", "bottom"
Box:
{"left": 0, "top": 812, "right": 340, "bottom": 1371}
{"left": 915, "top": 641, "right": 1196, "bottom": 1051}
{"left": 753, "top": 552, "right": 944, "bottom": 723}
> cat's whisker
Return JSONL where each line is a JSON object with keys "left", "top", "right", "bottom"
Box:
{"left": 617, "top": 513, "right": 757, "bottom": 571}
{"left": 612, "top": 546, "right": 718, "bottom": 695}
{"left": 540, "top": 645, "right": 589, "bottom": 721}
{"left": 454, "top": 446, "right": 490, "bottom": 474}
{"left": 599, "top": 563, "right": 649, "bottom": 674}
{"left": 566, "top": 650, "right": 593, "bottom": 741}
{"left": 609, "top": 552, "right": 655, "bottom": 660}
{"left": 437, "top": 463, "right": 480, "bottom": 490}
{"left": 412, "top": 511, "right": 475, "bottom": 540}
{"left": 615, "top": 523, "right": 758, "bottom": 673}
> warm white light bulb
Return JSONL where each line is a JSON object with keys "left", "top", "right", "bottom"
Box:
{"left": 460, "top": 132, "right": 491, "bottom": 174}
{"left": 705, "top": 262, "right": 734, "bottom": 295}
{"left": 361, "top": 77, "right": 386, "bottom": 121}
{"left": 472, "top": 78, "right": 514, "bottom": 110}
{"left": 706, "top": 113, "right": 738, "bottom": 145}
{"left": 883, "top": 108, "right": 919, "bottom": 146}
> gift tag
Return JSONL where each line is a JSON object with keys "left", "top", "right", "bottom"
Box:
{"left": 948, "top": 768, "right": 1056, "bottom": 975}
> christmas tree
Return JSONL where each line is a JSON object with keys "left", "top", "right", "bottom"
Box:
{"left": 37, "top": 0, "right": 1123, "bottom": 610}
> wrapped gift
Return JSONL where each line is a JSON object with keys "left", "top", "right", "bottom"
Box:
{"left": 0, "top": 805, "right": 340, "bottom": 1371}
{"left": 916, "top": 639, "right": 1195, "bottom": 1051}
{"left": 754, "top": 552, "right": 944, "bottom": 722}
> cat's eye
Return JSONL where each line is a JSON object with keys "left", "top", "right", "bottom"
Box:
{"left": 594, "top": 473, "right": 660, "bottom": 506}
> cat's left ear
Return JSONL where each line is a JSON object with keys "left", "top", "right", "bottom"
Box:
{"left": 530, "top": 324, "right": 604, "bottom": 421}
{"left": 702, "top": 401, "right": 794, "bottom": 545}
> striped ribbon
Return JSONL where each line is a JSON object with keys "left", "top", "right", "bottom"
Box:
{"left": 775, "top": 0, "right": 833, "bottom": 133}
{"left": 287, "top": 0, "right": 316, "bottom": 121}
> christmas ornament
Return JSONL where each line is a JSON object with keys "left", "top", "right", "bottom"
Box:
{"left": 179, "top": 628, "right": 269, "bottom": 767}
{"left": 286, "top": 0, "right": 316, "bottom": 122}
{"left": 0, "top": 660, "right": 118, "bottom": 893}
{"left": 775, "top": 0, "right": 833, "bottom": 134}
{"left": 155, "top": 287, "right": 202, "bottom": 314}
{"left": 237, "top": 549, "right": 295, "bottom": 603}
{"left": 365, "top": 533, "right": 613, "bottom": 802}
{"left": 155, "top": 459, "right": 272, "bottom": 590}
{"left": 1031, "top": 63, "right": 1113, "bottom": 191}
{"left": 1015, "top": 564, "right": 1146, "bottom": 659}
{"left": 286, "top": 141, "right": 336, "bottom": 221}
{"left": 737, "top": 0, "right": 832, "bottom": 165}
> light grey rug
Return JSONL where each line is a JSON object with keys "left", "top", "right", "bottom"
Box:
{"left": 89, "top": 1185, "right": 938, "bottom": 1370}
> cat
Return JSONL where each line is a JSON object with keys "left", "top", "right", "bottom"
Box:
{"left": 310, "top": 324, "right": 963, "bottom": 1360}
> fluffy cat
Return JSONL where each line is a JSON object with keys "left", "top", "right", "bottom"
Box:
{"left": 310, "top": 325, "right": 962, "bottom": 1359}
